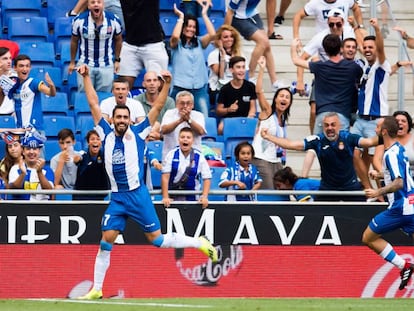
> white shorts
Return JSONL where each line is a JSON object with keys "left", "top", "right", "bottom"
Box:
{"left": 118, "top": 41, "right": 169, "bottom": 78}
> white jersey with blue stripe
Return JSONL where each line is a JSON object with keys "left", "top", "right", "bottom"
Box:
{"left": 383, "top": 142, "right": 414, "bottom": 215}
{"left": 229, "top": 0, "right": 260, "bottom": 19}
{"left": 358, "top": 59, "right": 391, "bottom": 116}
{"left": 72, "top": 11, "right": 122, "bottom": 67}
{"left": 96, "top": 117, "right": 151, "bottom": 192}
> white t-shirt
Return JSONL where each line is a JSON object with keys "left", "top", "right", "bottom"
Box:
{"left": 100, "top": 96, "right": 145, "bottom": 123}
{"left": 303, "top": 0, "right": 355, "bottom": 34}
{"left": 160, "top": 108, "right": 206, "bottom": 160}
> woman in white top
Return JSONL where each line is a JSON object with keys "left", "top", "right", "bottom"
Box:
{"left": 207, "top": 24, "right": 243, "bottom": 113}
{"left": 252, "top": 56, "right": 293, "bottom": 189}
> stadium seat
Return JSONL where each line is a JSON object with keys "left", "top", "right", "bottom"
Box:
{"left": 209, "top": 166, "right": 226, "bottom": 201}
{"left": 210, "top": 0, "right": 226, "bottom": 17}
{"left": 54, "top": 17, "right": 74, "bottom": 59}
{"left": 203, "top": 117, "right": 218, "bottom": 141}
{"left": 44, "top": 139, "right": 62, "bottom": 163}
{"left": 222, "top": 117, "right": 257, "bottom": 142}
{"left": 147, "top": 140, "right": 164, "bottom": 189}
{"left": 31, "top": 67, "right": 63, "bottom": 92}
{"left": 40, "top": 92, "right": 69, "bottom": 117}
{"left": 18, "top": 42, "right": 56, "bottom": 68}
{"left": 47, "top": 0, "right": 77, "bottom": 28}
{"left": 0, "top": 115, "right": 16, "bottom": 128}
{"left": 73, "top": 91, "right": 112, "bottom": 119}
{"left": 221, "top": 117, "right": 257, "bottom": 163}
{"left": 77, "top": 115, "right": 95, "bottom": 148}
{"left": 7, "top": 16, "right": 49, "bottom": 43}
{"left": 1, "top": 0, "right": 42, "bottom": 33}
{"left": 159, "top": 0, "right": 179, "bottom": 11}
{"left": 43, "top": 115, "right": 75, "bottom": 139}
{"left": 159, "top": 14, "right": 178, "bottom": 39}
{"left": 256, "top": 193, "right": 291, "bottom": 202}
{"left": 197, "top": 16, "right": 224, "bottom": 36}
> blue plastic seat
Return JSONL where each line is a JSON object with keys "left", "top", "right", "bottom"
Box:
{"left": 40, "top": 92, "right": 69, "bottom": 117}
{"left": 7, "top": 16, "right": 49, "bottom": 43}
{"left": 147, "top": 140, "right": 164, "bottom": 189}
{"left": 197, "top": 16, "right": 224, "bottom": 36}
{"left": 209, "top": 166, "right": 226, "bottom": 201}
{"left": 54, "top": 17, "right": 74, "bottom": 59}
{"left": 210, "top": 0, "right": 226, "bottom": 17}
{"left": 77, "top": 115, "right": 95, "bottom": 148}
{"left": 18, "top": 42, "right": 56, "bottom": 68}
{"left": 202, "top": 117, "right": 218, "bottom": 141}
{"left": 47, "top": 0, "right": 77, "bottom": 28}
{"left": 222, "top": 117, "right": 257, "bottom": 161}
{"left": 43, "top": 115, "right": 75, "bottom": 139}
{"left": 1, "top": 0, "right": 42, "bottom": 33}
{"left": 0, "top": 115, "right": 16, "bottom": 128}
{"left": 159, "top": 14, "right": 178, "bottom": 39}
{"left": 31, "top": 67, "right": 63, "bottom": 92}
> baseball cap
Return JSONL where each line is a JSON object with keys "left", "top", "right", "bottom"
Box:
{"left": 21, "top": 133, "right": 46, "bottom": 149}
{"left": 327, "top": 8, "right": 345, "bottom": 20}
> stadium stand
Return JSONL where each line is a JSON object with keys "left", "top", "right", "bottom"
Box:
{"left": 1, "top": 0, "right": 42, "bottom": 33}
{"left": 7, "top": 16, "right": 49, "bottom": 43}
{"left": 18, "top": 42, "right": 56, "bottom": 68}
{"left": 40, "top": 92, "right": 69, "bottom": 117}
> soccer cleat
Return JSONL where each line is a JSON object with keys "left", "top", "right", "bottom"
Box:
{"left": 399, "top": 262, "right": 414, "bottom": 290}
{"left": 77, "top": 288, "right": 103, "bottom": 300}
{"left": 198, "top": 236, "right": 218, "bottom": 263}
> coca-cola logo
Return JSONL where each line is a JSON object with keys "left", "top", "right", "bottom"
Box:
{"left": 362, "top": 254, "right": 414, "bottom": 298}
{"left": 176, "top": 245, "right": 244, "bottom": 285}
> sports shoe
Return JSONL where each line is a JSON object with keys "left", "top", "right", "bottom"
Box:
{"left": 274, "top": 16, "right": 284, "bottom": 26}
{"left": 399, "top": 262, "right": 414, "bottom": 290}
{"left": 77, "top": 288, "right": 103, "bottom": 300}
{"left": 198, "top": 236, "right": 218, "bottom": 262}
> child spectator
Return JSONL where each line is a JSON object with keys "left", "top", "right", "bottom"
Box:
{"left": 50, "top": 128, "right": 82, "bottom": 190}
{"left": 74, "top": 129, "right": 110, "bottom": 200}
{"left": 219, "top": 141, "right": 262, "bottom": 201}
{"left": 8, "top": 132, "right": 54, "bottom": 200}
{"left": 162, "top": 127, "right": 211, "bottom": 208}
{"left": 273, "top": 166, "right": 320, "bottom": 202}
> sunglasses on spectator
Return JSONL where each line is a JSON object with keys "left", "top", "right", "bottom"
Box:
{"left": 329, "top": 22, "right": 343, "bottom": 28}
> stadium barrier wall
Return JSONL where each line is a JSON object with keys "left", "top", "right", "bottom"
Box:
{"left": 0, "top": 201, "right": 413, "bottom": 298}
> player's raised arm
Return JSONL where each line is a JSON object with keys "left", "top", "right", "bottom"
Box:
{"left": 147, "top": 71, "right": 172, "bottom": 126}
{"left": 77, "top": 65, "right": 102, "bottom": 125}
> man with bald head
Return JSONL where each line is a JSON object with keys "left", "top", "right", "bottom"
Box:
{"left": 134, "top": 71, "right": 175, "bottom": 141}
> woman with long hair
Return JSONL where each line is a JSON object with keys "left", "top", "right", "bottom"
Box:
{"left": 207, "top": 24, "right": 243, "bottom": 113}
{"left": 169, "top": 2, "right": 216, "bottom": 118}
{"left": 252, "top": 56, "right": 293, "bottom": 189}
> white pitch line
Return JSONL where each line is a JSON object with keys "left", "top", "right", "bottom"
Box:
{"left": 28, "top": 298, "right": 212, "bottom": 308}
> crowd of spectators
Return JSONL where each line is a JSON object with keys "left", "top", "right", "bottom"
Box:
{"left": 0, "top": 0, "right": 412, "bottom": 204}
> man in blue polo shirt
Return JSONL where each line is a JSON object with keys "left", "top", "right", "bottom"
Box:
{"left": 260, "top": 112, "right": 381, "bottom": 201}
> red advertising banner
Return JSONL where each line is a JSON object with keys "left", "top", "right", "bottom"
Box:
{"left": 1, "top": 245, "right": 414, "bottom": 298}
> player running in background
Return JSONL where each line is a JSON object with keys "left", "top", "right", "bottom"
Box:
{"left": 363, "top": 116, "right": 414, "bottom": 290}
{"left": 76, "top": 65, "right": 217, "bottom": 300}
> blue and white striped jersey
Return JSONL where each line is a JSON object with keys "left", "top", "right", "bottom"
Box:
{"left": 72, "top": 10, "right": 122, "bottom": 67}
{"left": 383, "top": 142, "right": 414, "bottom": 215}
{"left": 96, "top": 117, "right": 151, "bottom": 192}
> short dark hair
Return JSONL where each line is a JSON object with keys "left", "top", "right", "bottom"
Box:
{"left": 322, "top": 34, "right": 341, "bottom": 56}
{"left": 382, "top": 116, "right": 399, "bottom": 138}
{"left": 58, "top": 128, "right": 75, "bottom": 141}
{"left": 179, "top": 126, "right": 194, "bottom": 137}
{"left": 229, "top": 56, "right": 246, "bottom": 68}
{"left": 364, "top": 35, "right": 376, "bottom": 42}
{"left": 342, "top": 37, "right": 357, "bottom": 47}
{"left": 112, "top": 77, "right": 129, "bottom": 88}
{"left": 112, "top": 104, "right": 130, "bottom": 117}
{"left": 0, "top": 47, "right": 10, "bottom": 57}
{"left": 14, "top": 54, "right": 31, "bottom": 66}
